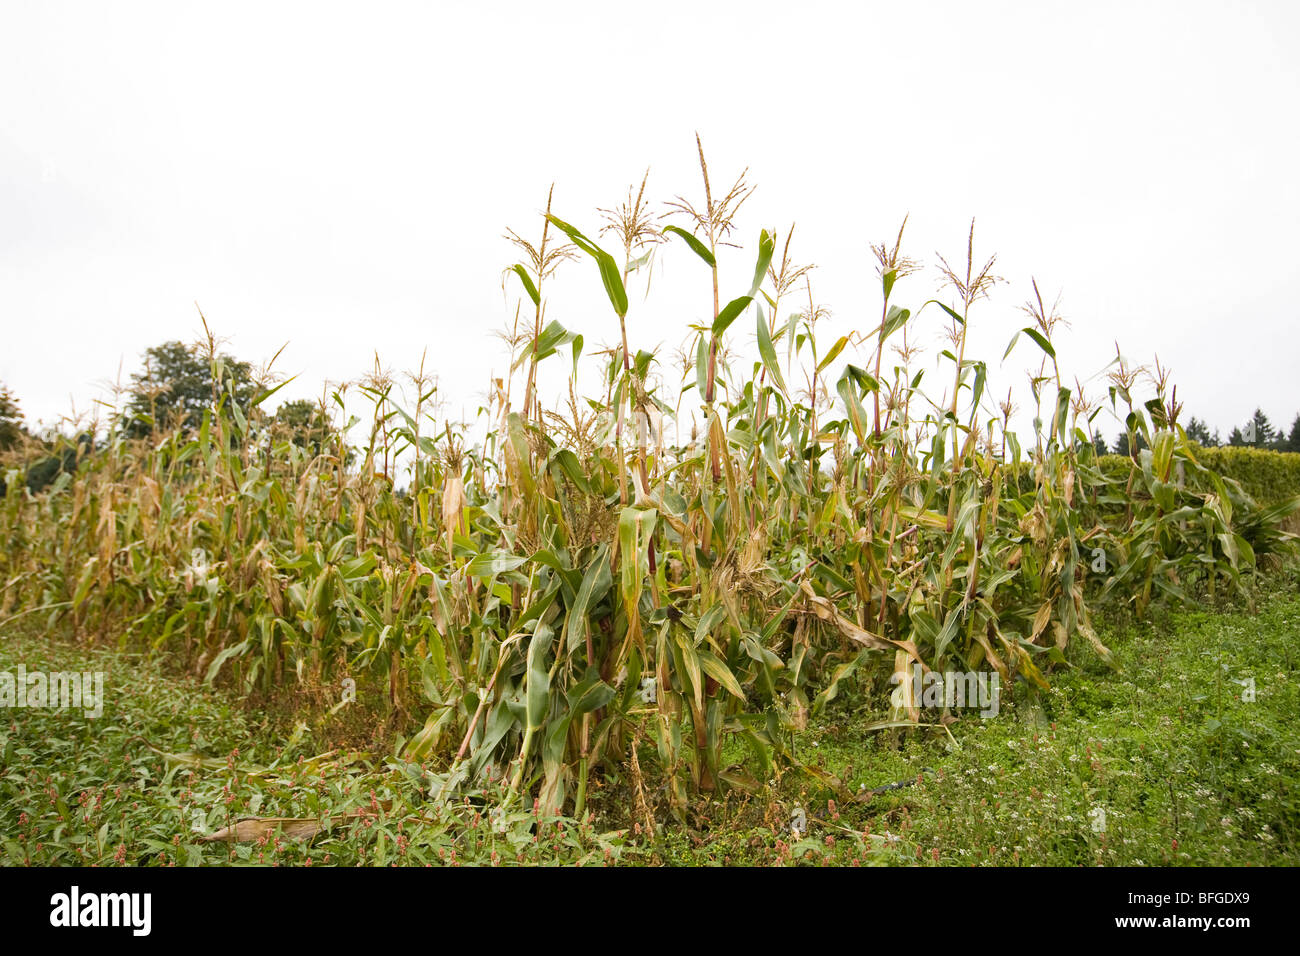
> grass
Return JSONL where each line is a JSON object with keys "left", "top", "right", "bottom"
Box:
{"left": 5, "top": 573, "right": 1296, "bottom": 866}
{"left": 759, "top": 583, "right": 1300, "bottom": 867}
{"left": 0, "top": 621, "right": 631, "bottom": 866}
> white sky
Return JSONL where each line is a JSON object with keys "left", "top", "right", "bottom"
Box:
{"left": 2, "top": 0, "right": 1298, "bottom": 448}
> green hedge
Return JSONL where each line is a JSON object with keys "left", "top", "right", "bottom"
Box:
{"left": 1097, "top": 447, "right": 1300, "bottom": 506}
{"left": 1191, "top": 446, "right": 1300, "bottom": 506}
{"left": 1000, "top": 447, "right": 1300, "bottom": 508}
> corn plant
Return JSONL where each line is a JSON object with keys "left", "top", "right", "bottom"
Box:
{"left": 3, "top": 145, "right": 1296, "bottom": 826}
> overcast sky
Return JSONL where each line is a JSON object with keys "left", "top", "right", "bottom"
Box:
{"left": 2, "top": 0, "right": 1298, "bottom": 448}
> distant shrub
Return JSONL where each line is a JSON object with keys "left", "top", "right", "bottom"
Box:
{"left": 1091, "top": 448, "right": 1300, "bottom": 507}
{"left": 1187, "top": 446, "right": 1300, "bottom": 506}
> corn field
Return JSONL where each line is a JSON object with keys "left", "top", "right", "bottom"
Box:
{"left": 4, "top": 148, "right": 1298, "bottom": 821}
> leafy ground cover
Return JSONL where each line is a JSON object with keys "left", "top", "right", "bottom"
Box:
{"left": 4, "top": 572, "right": 1295, "bottom": 866}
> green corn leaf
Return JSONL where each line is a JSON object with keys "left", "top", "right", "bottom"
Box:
{"left": 510, "top": 264, "right": 541, "bottom": 307}
{"left": 663, "top": 225, "right": 716, "bottom": 267}
{"left": 566, "top": 545, "right": 612, "bottom": 653}
{"left": 817, "top": 334, "right": 850, "bottom": 374}
{"left": 1021, "top": 326, "right": 1056, "bottom": 359}
{"left": 882, "top": 268, "right": 898, "bottom": 302}
{"left": 1002, "top": 331, "right": 1021, "bottom": 361}
{"left": 749, "top": 229, "right": 775, "bottom": 297}
{"left": 695, "top": 335, "right": 709, "bottom": 398}
{"left": 566, "top": 666, "right": 617, "bottom": 714}
{"left": 925, "top": 299, "right": 965, "bottom": 328}
{"left": 674, "top": 629, "right": 704, "bottom": 713}
{"left": 546, "top": 214, "right": 628, "bottom": 317}
{"left": 697, "top": 649, "right": 746, "bottom": 701}
{"left": 756, "top": 306, "right": 788, "bottom": 395}
{"left": 467, "top": 551, "right": 528, "bottom": 578}
{"left": 882, "top": 304, "right": 912, "bottom": 341}
{"left": 618, "top": 506, "right": 657, "bottom": 613}
{"left": 571, "top": 334, "right": 583, "bottom": 378}
{"left": 712, "top": 295, "right": 753, "bottom": 337}
{"left": 550, "top": 448, "right": 591, "bottom": 494}
{"left": 1053, "top": 387, "right": 1071, "bottom": 442}
{"left": 251, "top": 375, "right": 297, "bottom": 409}
{"left": 525, "top": 623, "right": 554, "bottom": 730}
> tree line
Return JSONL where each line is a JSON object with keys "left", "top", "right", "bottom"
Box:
{"left": 1086, "top": 408, "right": 1299, "bottom": 457}
{"left": 4, "top": 341, "right": 1299, "bottom": 495}
{"left": 1, "top": 340, "right": 336, "bottom": 493}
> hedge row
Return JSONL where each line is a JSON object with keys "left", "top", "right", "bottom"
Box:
{"left": 1094, "top": 447, "right": 1300, "bottom": 507}
{"left": 1194, "top": 446, "right": 1300, "bottom": 505}
{"left": 1001, "top": 446, "right": 1300, "bottom": 509}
